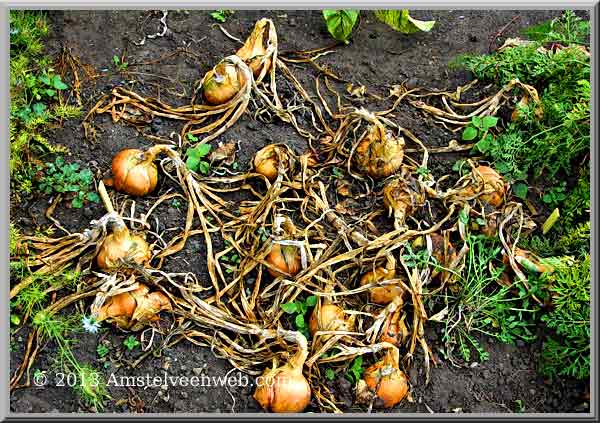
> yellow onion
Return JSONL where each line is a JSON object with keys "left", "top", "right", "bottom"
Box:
{"left": 108, "top": 145, "right": 168, "bottom": 196}
{"left": 96, "top": 283, "right": 171, "bottom": 331}
{"left": 236, "top": 18, "right": 273, "bottom": 78}
{"left": 202, "top": 60, "right": 246, "bottom": 105}
{"left": 308, "top": 303, "right": 354, "bottom": 341}
{"left": 253, "top": 334, "right": 311, "bottom": 413}
{"left": 360, "top": 267, "right": 405, "bottom": 305}
{"left": 380, "top": 311, "right": 409, "bottom": 345}
{"left": 96, "top": 222, "right": 151, "bottom": 270}
{"left": 463, "top": 166, "right": 507, "bottom": 208}
{"left": 355, "top": 123, "right": 404, "bottom": 179}
{"left": 383, "top": 177, "right": 425, "bottom": 229}
{"left": 360, "top": 348, "right": 409, "bottom": 408}
{"left": 253, "top": 144, "right": 291, "bottom": 182}
{"left": 266, "top": 243, "right": 301, "bottom": 277}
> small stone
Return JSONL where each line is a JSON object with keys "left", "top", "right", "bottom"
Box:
{"left": 246, "top": 277, "right": 255, "bottom": 286}
{"left": 406, "top": 78, "right": 419, "bottom": 89}
{"left": 288, "top": 18, "right": 297, "bottom": 26}
{"left": 181, "top": 365, "right": 187, "bottom": 371}
{"left": 181, "top": 391, "right": 188, "bottom": 399}
{"left": 529, "top": 388, "right": 536, "bottom": 395}
{"left": 160, "top": 384, "right": 168, "bottom": 391}
{"left": 193, "top": 367, "right": 203, "bottom": 376}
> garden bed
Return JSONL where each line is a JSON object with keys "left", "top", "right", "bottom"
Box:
{"left": 9, "top": 9, "right": 590, "bottom": 414}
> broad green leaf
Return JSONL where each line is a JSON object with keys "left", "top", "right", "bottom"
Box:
{"left": 323, "top": 10, "right": 359, "bottom": 43}
{"left": 295, "top": 314, "right": 306, "bottom": 328}
{"left": 280, "top": 302, "right": 298, "bottom": 314}
{"left": 462, "top": 126, "right": 478, "bottom": 141}
{"left": 471, "top": 116, "right": 483, "bottom": 128}
{"left": 512, "top": 182, "right": 529, "bottom": 200}
{"left": 86, "top": 192, "right": 100, "bottom": 203}
{"left": 189, "top": 143, "right": 212, "bottom": 158}
{"left": 198, "top": 161, "right": 210, "bottom": 175}
{"left": 482, "top": 116, "right": 498, "bottom": 129}
{"left": 39, "top": 74, "right": 51, "bottom": 85}
{"left": 186, "top": 156, "right": 200, "bottom": 172}
{"left": 52, "top": 75, "right": 69, "bottom": 90}
{"left": 375, "top": 10, "right": 435, "bottom": 34}
{"left": 306, "top": 295, "right": 318, "bottom": 307}
{"left": 72, "top": 197, "right": 84, "bottom": 208}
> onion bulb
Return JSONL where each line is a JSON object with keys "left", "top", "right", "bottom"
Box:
{"left": 266, "top": 243, "right": 301, "bottom": 277}
{"left": 202, "top": 60, "right": 246, "bottom": 105}
{"left": 253, "top": 333, "right": 311, "bottom": 413}
{"left": 463, "top": 166, "right": 507, "bottom": 208}
{"left": 253, "top": 144, "right": 291, "bottom": 182}
{"left": 383, "top": 176, "right": 425, "bottom": 230}
{"left": 360, "top": 267, "right": 405, "bottom": 305}
{"left": 108, "top": 145, "right": 169, "bottom": 197}
{"left": 96, "top": 221, "right": 151, "bottom": 270}
{"left": 360, "top": 348, "right": 409, "bottom": 408}
{"left": 308, "top": 303, "right": 354, "bottom": 341}
{"left": 380, "top": 311, "right": 409, "bottom": 345}
{"left": 355, "top": 123, "right": 404, "bottom": 179}
{"left": 236, "top": 18, "right": 273, "bottom": 78}
{"left": 95, "top": 283, "right": 171, "bottom": 331}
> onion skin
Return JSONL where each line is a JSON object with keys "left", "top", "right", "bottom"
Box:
{"left": 308, "top": 304, "right": 353, "bottom": 340}
{"left": 380, "top": 311, "right": 408, "bottom": 345}
{"left": 362, "top": 350, "right": 409, "bottom": 408}
{"left": 253, "top": 145, "right": 290, "bottom": 182}
{"left": 202, "top": 61, "right": 246, "bottom": 105}
{"left": 360, "top": 267, "right": 404, "bottom": 305}
{"left": 111, "top": 149, "right": 158, "bottom": 197}
{"left": 253, "top": 363, "right": 311, "bottom": 413}
{"left": 355, "top": 125, "right": 404, "bottom": 179}
{"left": 266, "top": 243, "right": 301, "bottom": 277}
{"left": 96, "top": 283, "right": 171, "bottom": 331}
{"left": 429, "top": 233, "right": 458, "bottom": 282}
{"left": 383, "top": 177, "right": 425, "bottom": 229}
{"left": 463, "top": 166, "right": 507, "bottom": 208}
{"left": 235, "top": 19, "right": 272, "bottom": 78}
{"left": 96, "top": 224, "right": 151, "bottom": 271}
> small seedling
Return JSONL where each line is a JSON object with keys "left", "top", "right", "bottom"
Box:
{"left": 346, "top": 356, "right": 364, "bottom": 383}
{"left": 416, "top": 166, "right": 430, "bottom": 177}
{"left": 185, "top": 143, "right": 212, "bottom": 175}
{"left": 514, "top": 399, "right": 526, "bottom": 413}
{"left": 280, "top": 295, "right": 318, "bottom": 338}
{"left": 462, "top": 116, "right": 499, "bottom": 154}
{"left": 112, "top": 55, "right": 128, "bottom": 72}
{"left": 542, "top": 182, "right": 567, "bottom": 209}
{"left": 331, "top": 167, "right": 344, "bottom": 179}
{"left": 123, "top": 335, "right": 140, "bottom": 351}
{"left": 37, "top": 157, "right": 100, "bottom": 208}
{"left": 210, "top": 10, "right": 234, "bottom": 23}
{"left": 171, "top": 198, "right": 182, "bottom": 209}
{"left": 96, "top": 344, "right": 109, "bottom": 358}
{"left": 325, "top": 368, "right": 336, "bottom": 381}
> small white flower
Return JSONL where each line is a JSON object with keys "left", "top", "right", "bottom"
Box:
{"left": 82, "top": 316, "right": 101, "bottom": 334}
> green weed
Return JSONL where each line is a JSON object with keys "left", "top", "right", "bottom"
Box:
{"left": 280, "top": 295, "right": 318, "bottom": 339}
{"left": 36, "top": 157, "right": 100, "bottom": 208}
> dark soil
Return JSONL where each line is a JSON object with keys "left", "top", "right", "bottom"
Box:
{"left": 10, "top": 10, "right": 590, "bottom": 414}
